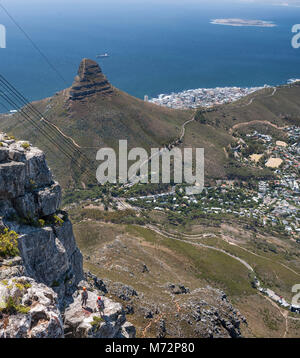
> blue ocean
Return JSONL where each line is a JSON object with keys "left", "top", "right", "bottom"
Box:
{"left": 0, "top": 0, "right": 300, "bottom": 106}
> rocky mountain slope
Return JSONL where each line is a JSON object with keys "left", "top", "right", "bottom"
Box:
{"left": 68, "top": 207, "right": 300, "bottom": 338}
{"left": 0, "top": 58, "right": 235, "bottom": 188}
{"left": 0, "top": 132, "right": 250, "bottom": 339}
{"left": 69, "top": 58, "right": 114, "bottom": 101}
{"left": 0, "top": 133, "right": 135, "bottom": 338}
{"left": 69, "top": 212, "right": 253, "bottom": 338}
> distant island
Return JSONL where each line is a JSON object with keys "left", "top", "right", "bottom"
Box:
{"left": 210, "top": 18, "right": 277, "bottom": 27}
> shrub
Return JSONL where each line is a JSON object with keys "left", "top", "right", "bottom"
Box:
{"left": 90, "top": 316, "right": 103, "bottom": 329}
{"left": 15, "top": 304, "right": 31, "bottom": 314}
{"left": 17, "top": 215, "right": 37, "bottom": 227}
{"left": 0, "top": 229, "right": 19, "bottom": 258}
{"left": 53, "top": 215, "right": 64, "bottom": 226}
{"left": 15, "top": 283, "right": 25, "bottom": 291}
{"left": 0, "top": 296, "right": 30, "bottom": 315}
{"left": 21, "top": 142, "right": 30, "bottom": 150}
{"left": 14, "top": 281, "right": 32, "bottom": 291}
{"left": 38, "top": 219, "right": 45, "bottom": 227}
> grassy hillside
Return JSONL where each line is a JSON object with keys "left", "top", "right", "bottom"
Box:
{"left": 196, "top": 83, "right": 300, "bottom": 131}
{"left": 0, "top": 86, "right": 192, "bottom": 188}
{"left": 1, "top": 65, "right": 300, "bottom": 190}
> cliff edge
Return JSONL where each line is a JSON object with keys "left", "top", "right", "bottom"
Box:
{"left": 0, "top": 133, "right": 135, "bottom": 338}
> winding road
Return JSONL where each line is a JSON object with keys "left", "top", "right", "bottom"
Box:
{"left": 229, "top": 119, "right": 289, "bottom": 135}
{"left": 147, "top": 224, "right": 254, "bottom": 272}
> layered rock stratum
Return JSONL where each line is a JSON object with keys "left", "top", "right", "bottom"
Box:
{"left": 69, "top": 58, "right": 113, "bottom": 101}
{"left": 0, "top": 133, "right": 135, "bottom": 338}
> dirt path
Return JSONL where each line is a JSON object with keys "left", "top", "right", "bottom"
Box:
{"left": 259, "top": 293, "right": 289, "bottom": 338}
{"left": 150, "top": 225, "right": 300, "bottom": 278}
{"left": 220, "top": 235, "right": 300, "bottom": 278}
{"left": 229, "top": 119, "right": 289, "bottom": 135}
{"left": 235, "top": 87, "right": 277, "bottom": 108}
{"left": 145, "top": 224, "right": 296, "bottom": 323}
{"left": 180, "top": 116, "right": 195, "bottom": 141}
{"left": 224, "top": 86, "right": 292, "bottom": 134}
{"left": 41, "top": 117, "right": 99, "bottom": 149}
{"left": 288, "top": 316, "right": 300, "bottom": 321}
{"left": 147, "top": 225, "right": 254, "bottom": 272}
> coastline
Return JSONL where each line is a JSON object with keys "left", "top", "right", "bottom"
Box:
{"left": 210, "top": 18, "right": 277, "bottom": 28}
{"left": 148, "top": 79, "right": 300, "bottom": 109}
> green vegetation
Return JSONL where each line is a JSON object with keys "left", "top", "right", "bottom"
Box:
{"left": 21, "top": 142, "right": 30, "bottom": 150}
{"left": 38, "top": 219, "right": 45, "bottom": 227}
{"left": 69, "top": 207, "right": 146, "bottom": 226}
{"left": 196, "top": 84, "right": 300, "bottom": 131}
{"left": 90, "top": 316, "right": 103, "bottom": 329}
{"left": 260, "top": 308, "right": 280, "bottom": 331}
{"left": 123, "top": 183, "right": 171, "bottom": 198}
{"left": 9, "top": 212, "right": 66, "bottom": 229}
{"left": 126, "top": 225, "right": 254, "bottom": 296}
{"left": 243, "top": 141, "right": 265, "bottom": 156}
{"left": 53, "top": 214, "right": 64, "bottom": 226}
{"left": 0, "top": 228, "right": 19, "bottom": 258}
{"left": 195, "top": 110, "right": 207, "bottom": 124}
{"left": 72, "top": 207, "right": 300, "bottom": 337}
{"left": 225, "top": 160, "right": 274, "bottom": 180}
{"left": 0, "top": 296, "right": 30, "bottom": 315}
{"left": 62, "top": 186, "right": 105, "bottom": 206}
{"left": 13, "top": 279, "right": 32, "bottom": 291}
{"left": 14, "top": 214, "right": 41, "bottom": 227}
{"left": 194, "top": 236, "right": 300, "bottom": 300}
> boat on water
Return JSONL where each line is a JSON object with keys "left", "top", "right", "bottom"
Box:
{"left": 96, "top": 53, "right": 109, "bottom": 58}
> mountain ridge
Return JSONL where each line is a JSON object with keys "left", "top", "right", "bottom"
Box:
{"left": 0, "top": 59, "right": 299, "bottom": 189}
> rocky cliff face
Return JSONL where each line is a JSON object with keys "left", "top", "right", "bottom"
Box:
{"left": 0, "top": 276, "right": 64, "bottom": 338}
{"left": 0, "top": 135, "right": 83, "bottom": 299}
{"left": 69, "top": 58, "right": 113, "bottom": 101}
{"left": 0, "top": 133, "right": 135, "bottom": 338}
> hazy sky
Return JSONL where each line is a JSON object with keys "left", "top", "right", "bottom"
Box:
{"left": 237, "top": 0, "right": 300, "bottom": 5}
{"left": 2, "top": 0, "right": 300, "bottom": 5}
{"left": 2, "top": 0, "right": 300, "bottom": 4}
